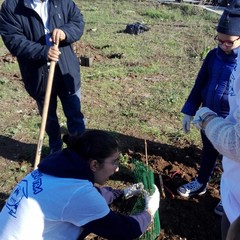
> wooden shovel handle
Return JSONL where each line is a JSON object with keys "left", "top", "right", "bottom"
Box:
{"left": 33, "top": 47, "right": 58, "bottom": 169}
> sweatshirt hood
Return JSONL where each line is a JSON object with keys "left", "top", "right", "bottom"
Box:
{"left": 38, "top": 148, "right": 94, "bottom": 183}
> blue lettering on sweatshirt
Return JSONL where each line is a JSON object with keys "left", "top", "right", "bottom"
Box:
{"left": 31, "top": 170, "right": 43, "bottom": 194}
{"left": 6, "top": 180, "right": 28, "bottom": 218}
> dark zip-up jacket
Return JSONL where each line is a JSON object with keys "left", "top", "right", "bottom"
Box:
{"left": 0, "top": 0, "right": 84, "bottom": 100}
{"left": 182, "top": 46, "right": 239, "bottom": 117}
{"left": 38, "top": 149, "right": 151, "bottom": 240}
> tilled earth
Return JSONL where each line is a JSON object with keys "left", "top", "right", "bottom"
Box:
{"left": 79, "top": 136, "right": 222, "bottom": 240}
{"left": 109, "top": 136, "right": 222, "bottom": 240}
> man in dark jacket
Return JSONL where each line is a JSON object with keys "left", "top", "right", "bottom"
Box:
{"left": 0, "top": 0, "right": 86, "bottom": 153}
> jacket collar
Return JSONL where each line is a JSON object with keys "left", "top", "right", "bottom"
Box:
{"left": 216, "top": 46, "right": 239, "bottom": 62}
{"left": 24, "top": 0, "right": 56, "bottom": 8}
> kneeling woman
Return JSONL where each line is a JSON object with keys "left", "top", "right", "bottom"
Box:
{"left": 0, "top": 129, "right": 160, "bottom": 240}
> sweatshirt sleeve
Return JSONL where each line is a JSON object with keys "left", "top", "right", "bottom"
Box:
{"left": 59, "top": 0, "right": 84, "bottom": 44}
{"left": 181, "top": 49, "right": 215, "bottom": 116}
{"left": 79, "top": 210, "right": 151, "bottom": 240}
{"left": 0, "top": 1, "right": 49, "bottom": 61}
{"left": 96, "top": 186, "right": 124, "bottom": 204}
{"left": 205, "top": 117, "right": 240, "bottom": 162}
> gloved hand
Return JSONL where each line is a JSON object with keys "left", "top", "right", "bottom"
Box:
{"left": 144, "top": 185, "right": 160, "bottom": 217}
{"left": 124, "top": 182, "right": 144, "bottom": 199}
{"left": 182, "top": 114, "right": 193, "bottom": 133}
{"left": 193, "top": 107, "right": 217, "bottom": 130}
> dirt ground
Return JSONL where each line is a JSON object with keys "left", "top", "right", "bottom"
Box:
{"left": 117, "top": 137, "right": 222, "bottom": 240}
{"left": 0, "top": 49, "right": 222, "bottom": 240}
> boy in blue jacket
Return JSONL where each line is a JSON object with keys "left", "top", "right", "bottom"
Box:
{"left": 177, "top": 7, "right": 240, "bottom": 216}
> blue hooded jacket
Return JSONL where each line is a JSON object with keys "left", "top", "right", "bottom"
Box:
{"left": 182, "top": 46, "right": 239, "bottom": 117}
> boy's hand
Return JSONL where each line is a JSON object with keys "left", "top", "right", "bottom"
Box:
{"left": 193, "top": 107, "right": 217, "bottom": 130}
{"left": 182, "top": 114, "right": 193, "bottom": 133}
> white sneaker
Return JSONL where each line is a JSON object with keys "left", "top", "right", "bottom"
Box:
{"left": 177, "top": 179, "right": 207, "bottom": 197}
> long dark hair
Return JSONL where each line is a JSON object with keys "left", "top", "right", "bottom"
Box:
{"left": 62, "top": 129, "right": 119, "bottom": 163}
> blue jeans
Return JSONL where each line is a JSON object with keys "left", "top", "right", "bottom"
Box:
{"left": 197, "top": 130, "right": 220, "bottom": 185}
{"left": 36, "top": 68, "right": 85, "bottom": 152}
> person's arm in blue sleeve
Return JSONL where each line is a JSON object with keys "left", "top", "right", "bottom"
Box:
{"left": 58, "top": 1, "right": 84, "bottom": 44}
{"left": 79, "top": 210, "right": 151, "bottom": 240}
{"left": 0, "top": 1, "right": 49, "bottom": 61}
{"left": 96, "top": 186, "right": 124, "bottom": 204}
{"left": 79, "top": 184, "right": 159, "bottom": 239}
{"left": 181, "top": 49, "right": 215, "bottom": 116}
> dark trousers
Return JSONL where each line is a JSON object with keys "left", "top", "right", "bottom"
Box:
{"left": 221, "top": 211, "right": 230, "bottom": 240}
{"left": 36, "top": 66, "right": 85, "bottom": 152}
{"left": 197, "top": 130, "right": 220, "bottom": 185}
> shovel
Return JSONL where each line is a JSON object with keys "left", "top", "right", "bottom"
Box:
{"left": 33, "top": 44, "right": 58, "bottom": 169}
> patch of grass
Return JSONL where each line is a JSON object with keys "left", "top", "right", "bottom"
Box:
{"left": 0, "top": 62, "right": 19, "bottom": 73}
{"left": 79, "top": 1, "right": 219, "bottom": 146}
